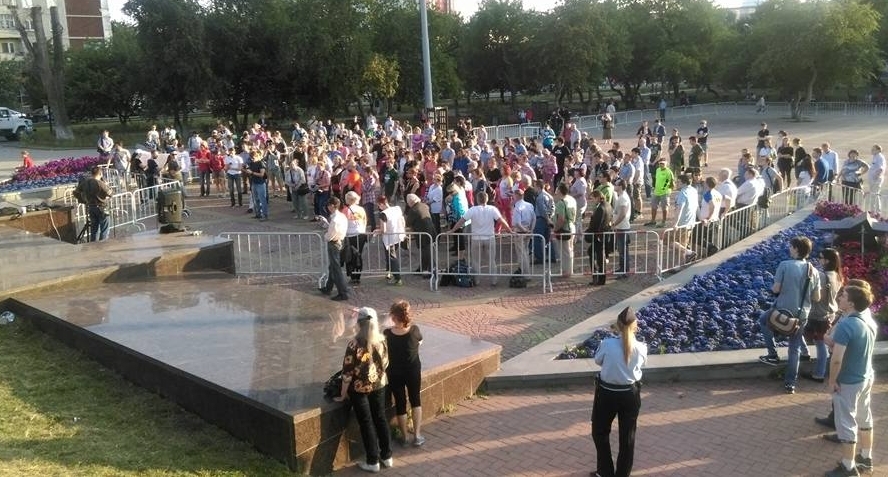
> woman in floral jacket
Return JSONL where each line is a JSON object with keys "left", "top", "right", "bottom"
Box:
{"left": 334, "top": 307, "right": 393, "bottom": 472}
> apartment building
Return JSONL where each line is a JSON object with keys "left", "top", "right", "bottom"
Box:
{"left": 0, "top": 0, "right": 112, "bottom": 61}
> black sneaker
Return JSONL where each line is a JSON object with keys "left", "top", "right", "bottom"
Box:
{"left": 855, "top": 454, "right": 873, "bottom": 473}
{"left": 825, "top": 461, "right": 859, "bottom": 476}
{"left": 815, "top": 415, "right": 836, "bottom": 430}
{"left": 784, "top": 384, "right": 795, "bottom": 394}
{"left": 758, "top": 355, "right": 780, "bottom": 366}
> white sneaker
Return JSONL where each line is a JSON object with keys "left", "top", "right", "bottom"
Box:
{"left": 357, "top": 462, "right": 380, "bottom": 473}
{"left": 381, "top": 457, "right": 393, "bottom": 468}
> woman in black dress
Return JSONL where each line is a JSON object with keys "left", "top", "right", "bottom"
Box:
{"left": 384, "top": 300, "right": 425, "bottom": 447}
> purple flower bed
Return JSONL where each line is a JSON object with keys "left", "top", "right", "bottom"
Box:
{"left": 559, "top": 215, "right": 824, "bottom": 359}
{"left": 1, "top": 156, "right": 103, "bottom": 193}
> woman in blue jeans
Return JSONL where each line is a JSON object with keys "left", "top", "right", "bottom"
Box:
{"left": 334, "top": 307, "right": 393, "bottom": 473}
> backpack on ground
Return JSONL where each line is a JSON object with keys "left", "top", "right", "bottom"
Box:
{"left": 446, "top": 259, "right": 475, "bottom": 287}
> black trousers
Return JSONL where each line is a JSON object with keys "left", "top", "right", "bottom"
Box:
{"left": 349, "top": 387, "right": 392, "bottom": 465}
{"left": 387, "top": 366, "right": 422, "bottom": 415}
{"left": 322, "top": 240, "right": 349, "bottom": 297}
{"left": 592, "top": 380, "right": 641, "bottom": 477}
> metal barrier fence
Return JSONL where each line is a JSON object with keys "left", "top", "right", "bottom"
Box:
{"left": 218, "top": 232, "right": 327, "bottom": 280}
{"left": 550, "top": 230, "right": 661, "bottom": 280}
{"left": 816, "top": 182, "right": 885, "bottom": 217}
{"left": 433, "top": 232, "right": 552, "bottom": 292}
{"left": 351, "top": 232, "right": 436, "bottom": 287}
{"left": 478, "top": 102, "right": 740, "bottom": 141}
{"left": 657, "top": 185, "right": 820, "bottom": 275}
{"left": 130, "top": 180, "right": 182, "bottom": 225}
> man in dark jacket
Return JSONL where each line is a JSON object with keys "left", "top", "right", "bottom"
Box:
{"left": 404, "top": 194, "right": 435, "bottom": 276}
{"left": 586, "top": 190, "right": 613, "bottom": 286}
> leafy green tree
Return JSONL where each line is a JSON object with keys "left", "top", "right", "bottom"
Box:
{"left": 361, "top": 53, "right": 399, "bottom": 113}
{"left": 747, "top": 0, "right": 880, "bottom": 118}
{"left": 529, "top": 0, "right": 611, "bottom": 108}
{"left": 205, "top": 0, "right": 293, "bottom": 129}
{"left": 123, "top": 0, "right": 210, "bottom": 128}
{"left": 287, "top": 0, "right": 375, "bottom": 115}
{"left": 461, "top": 0, "right": 536, "bottom": 104}
{"left": 65, "top": 23, "right": 143, "bottom": 123}
{"left": 0, "top": 60, "right": 25, "bottom": 107}
{"left": 606, "top": 1, "right": 665, "bottom": 108}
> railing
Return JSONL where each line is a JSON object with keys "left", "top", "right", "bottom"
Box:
{"left": 557, "top": 230, "right": 661, "bottom": 280}
{"left": 657, "top": 185, "right": 820, "bottom": 276}
{"left": 130, "top": 180, "right": 182, "bottom": 225}
{"left": 816, "top": 182, "right": 885, "bottom": 217}
{"left": 433, "top": 232, "right": 552, "bottom": 292}
{"left": 354, "top": 232, "right": 436, "bottom": 287}
{"left": 477, "top": 102, "right": 739, "bottom": 141}
{"left": 218, "top": 232, "right": 327, "bottom": 281}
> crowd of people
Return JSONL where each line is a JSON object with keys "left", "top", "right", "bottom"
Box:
{"left": 91, "top": 110, "right": 884, "bottom": 284}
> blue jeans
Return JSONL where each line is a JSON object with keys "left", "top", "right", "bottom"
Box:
{"left": 251, "top": 182, "right": 268, "bottom": 218}
{"left": 758, "top": 311, "right": 807, "bottom": 386}
{"left": 314, "top": 190, "right": 330, "bottom": 218}
{"left": 813, "top": 339, "right": 829, "bottom": 379}
{"left": 199, "top": 170, "right": 212, "bottom": 196}
{"left": 88, "top": 205, "right": 109, "bottom": 242}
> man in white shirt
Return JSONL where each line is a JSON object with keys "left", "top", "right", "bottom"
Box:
{"left": 511, "top": 188, "right": 536, "bottom": 278}
{"left": 698, "top": 176, "right": 723, "bottom": 256}
{"left": 320, "top": 196, "right": 350, "bottom": 301}
{"left": 734, "top": 168, "right": 764, "bottom": 236}
{"left": 715, "top": 168, "right": 737, "bottom": 215}
{"left": 638, "top": 139, "right": 652, "bottom": 198}
{"left": 870, "top": 144, "right": 885, "bottom": 213}
{"left": 376, "top": 195, "right": 407, "bottom": 286}
{"left": 612, "top": 179, "right": 632, "bottom": 276}
{"left": 449, "top": 191, "right": 512, "bottom": 286}
{"left": 224, "top": 150, "right": 244, "bottom": 207}
{"left": 822, "top": 142, "right": 839, "bottom": 200}
{"left": 629, "top": 147, "right": 646, "bottom": 219}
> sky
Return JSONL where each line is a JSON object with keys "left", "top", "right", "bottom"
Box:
{"left": 107, "top": 0, "right": 757, "bottom": 22}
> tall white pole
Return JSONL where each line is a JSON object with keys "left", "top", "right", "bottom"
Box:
{"left": 419, "top": 0, "right": 434, "bottom": 110}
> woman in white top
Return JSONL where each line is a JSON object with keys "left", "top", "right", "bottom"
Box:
{"left": 592, "top": 306, "right": 647, "bottom": 477}
{"left": 342, "top": 191, "right": 368, "bottom": 285}
{"left": 425, "top": 172, "right": 444, "bottom": 237}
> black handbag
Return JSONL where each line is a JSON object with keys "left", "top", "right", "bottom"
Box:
{"left": 323, "top": 370, "right": 343, "bottom": 399}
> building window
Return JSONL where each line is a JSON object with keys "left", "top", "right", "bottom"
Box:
{"left": 1, "top": 42, "right": 15, "bottom": 54}
{"left": 0, "top": 14, "right": 32, "bottom": 30}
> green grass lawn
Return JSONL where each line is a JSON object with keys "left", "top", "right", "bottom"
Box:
{"left": 0, "top": 319, "right": 295, "bottom": 477}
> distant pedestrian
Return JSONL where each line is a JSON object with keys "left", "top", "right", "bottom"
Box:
{"left": 591, "top": 306, "right": 647, "bottom": 477}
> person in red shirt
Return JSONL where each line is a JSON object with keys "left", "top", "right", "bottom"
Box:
{"left": 195, "top": 142, "right": 212, "bottom": 197}
{"left": 21, "top": 150, "right": 34, "bottom": 169}
{"left": 211, "top": 148, "right": 227, "bottom": 195}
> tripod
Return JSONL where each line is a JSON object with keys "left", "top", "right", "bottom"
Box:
{"left": 76, "top": 211, "right": 92, "bottom": 244}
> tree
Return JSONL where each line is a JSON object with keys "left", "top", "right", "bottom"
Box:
{"left": 123, "top": 0, "right": 210, "bottom": 129}
{"left": 205, "top": 0, "right": 293, "bottom": 129}
{"left": 66, "top": 23, "right": 143, "bottom": 123}
{"left": 747, "top": 0, "right": 880, "bottom": 119}
{"left": 461, "top": 0, "right": 536, "bottom": 104}
{"left": 9, "top": 5, "right": 74, "bottom": 139}
{"left": 360, "top": 54, "right": 399, "bottom": 114}
{"left": 0, "top": 60, "right": 25, "bottom": 107}
{"left": 530, "top": 0, "right": 611, "bottom": 108}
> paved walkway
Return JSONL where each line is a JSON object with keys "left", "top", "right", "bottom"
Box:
{"left": 333, "top": 379, "right": 888, "bottom": 476}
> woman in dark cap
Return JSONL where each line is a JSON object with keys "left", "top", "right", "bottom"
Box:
{"left": 591, "top": 306, "right": 647, "bottom": 477}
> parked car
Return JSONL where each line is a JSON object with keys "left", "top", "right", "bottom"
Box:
{"left": 0, "top": 107, "right": 34, "bottom": 140}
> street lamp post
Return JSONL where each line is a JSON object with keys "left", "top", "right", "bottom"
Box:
{"left": 419, "top": 0, "right": 434, "bottom": 110}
